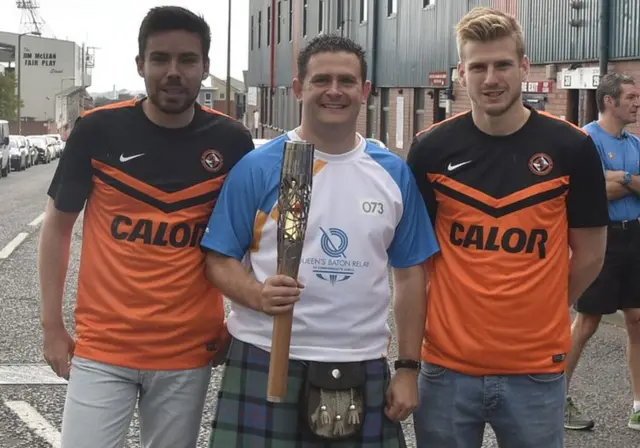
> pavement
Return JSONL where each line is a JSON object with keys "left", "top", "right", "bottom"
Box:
{"left": 0, "top": 160, "right": 639, "bottom": 447}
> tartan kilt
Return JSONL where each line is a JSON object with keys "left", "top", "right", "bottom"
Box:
{"left": 209, "top": 337, "right": 407, "bottom": 448}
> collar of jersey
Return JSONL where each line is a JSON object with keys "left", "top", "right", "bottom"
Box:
{"left": 286, "top": 129, "right": 366, "bottom": 163}
{"left": 591, "top": 120, "right": 632, "bottom": 140}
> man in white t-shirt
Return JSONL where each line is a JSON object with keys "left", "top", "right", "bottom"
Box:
{"left": 201, "top": 34, "right": 440, "bottom": 447}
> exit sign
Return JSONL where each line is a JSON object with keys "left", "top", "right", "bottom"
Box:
{"left": 522, "top": 81, "right": 553, "bottom": 93}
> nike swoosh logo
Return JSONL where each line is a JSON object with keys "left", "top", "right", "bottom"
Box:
{"left": 119, "top": 153, "right": 145, "bottom": 162}
{"left": 447, "top": 160, "right": 472, "bottom": 171}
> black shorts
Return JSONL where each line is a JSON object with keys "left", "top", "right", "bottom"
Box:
{"left": 575, "top": 223, "right": 640, "bottom": 315}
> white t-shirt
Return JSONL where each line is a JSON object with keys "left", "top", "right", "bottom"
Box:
{"left": 201, "top": 130, "right": 439, "bottom": 362}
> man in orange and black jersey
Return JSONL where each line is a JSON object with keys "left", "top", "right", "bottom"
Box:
{"left": 406, "top": 7, "right": 608, "bottom": 448}
{"left": 37, "top": 6, "right": 253, "bottom": 448}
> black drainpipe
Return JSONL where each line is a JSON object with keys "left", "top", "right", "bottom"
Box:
{"left": 370, "top": 0, "right": 378, "bottom": 92}
{"left": 599, "top": 0, "right": 610, "bottom": 77}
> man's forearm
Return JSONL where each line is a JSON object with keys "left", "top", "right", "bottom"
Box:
{"left": 38, "top": 224, "right": 73, "bottom": 329}
{"left": 205, "top": 251, "right": 263, "bottom": 311}
{"left": 606, "top": 181, "right": 632, "bottom": 200}
{"left": 568, "top": 250, "right": 605, "bottom": 306}
{"left": 392, "top": 265, "right": 427, "bottom": 360}
{"left": 625, "top": 175, "right": 640, "bottom": 196}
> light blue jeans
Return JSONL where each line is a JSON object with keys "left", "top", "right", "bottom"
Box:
{"left": 60, "top": 356, "right": 212, "bottom": 448}
{"left": 413, "top": 361, "right": 565, "bottom": 448}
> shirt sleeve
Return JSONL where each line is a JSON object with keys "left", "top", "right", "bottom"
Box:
{"left": 387, "top": 163, "right": 441, "bottom": 269}
{"left": 567, "top": 136, "right": 610, "bottom": 228}
{"left": 200, "top": 152, "right": 263, "bottom": 260}
{"left": 406, "top": 135, "right": 438, "bottom": 225}
{"left": 46, "top": 116, "right": 95, "bottom": 212}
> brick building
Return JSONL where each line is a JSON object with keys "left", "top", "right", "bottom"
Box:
{"left": 246, "top": 0, "right": 640, "bottom": 158}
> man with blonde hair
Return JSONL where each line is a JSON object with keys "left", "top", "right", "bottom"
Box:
{"left": 407, "top": 7, "right": 609, "bottom": 447}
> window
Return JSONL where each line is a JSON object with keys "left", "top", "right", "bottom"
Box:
{"left": 380, "top": 88, "right": 389, "bottom": 144}
{"left": 303, "top": 0, "right": 308, "bottom": 36}
{"left": 360, "top": 0, "right": 368, "bottom": 23}
{"left": 423, "top": 0, "right": 435, "bottom": 6}
{"left": 258, "top": 11, "right": 262, "bottom": 48}
{"left": 250, "top": 16, "right": 254, "bottom": 50}
{"left": 277, "top": 1, "right": 282, "bottom": 44}
{"left": 413, "top": 89, "right": 425, "bottom": 136}
{"left": 366, "top": 95, "right": 375, "bottom": 138}
{"left": 387, "top": 0, "right": 397, "bottom": 16}
{"left": 288, "top": 0, "right": 293, "bottom": 41}
{"left": 267, "top": 6, "right": 271, "bottom": 46}
{"left": 319, "top": 0, "right": 325, "bottom": 33}
{"left": 219, "top": 93, "right": 225, "bottom": 100}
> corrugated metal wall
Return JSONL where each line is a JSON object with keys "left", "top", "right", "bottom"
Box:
{"left": 274, "top": 1, "right": 294, "bottom": 86}
{"left": 246, "top": 0, "right": 268, "bottom": 87}
{"left": 611, "top": 0, "right": 640, "bottom": 59}
{"left": 523, "top": 0, "right": 600, "bottom": 63}
{"left": 247, "top": 0, "right": 640, "bottom": 89}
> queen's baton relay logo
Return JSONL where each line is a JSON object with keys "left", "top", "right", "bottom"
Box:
{"left": 301, "top": 227, "right": 370, "bottom": 285}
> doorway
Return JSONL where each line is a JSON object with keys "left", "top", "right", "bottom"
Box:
{"left": 433, "top": 89, "right": 447, "bottom": 123}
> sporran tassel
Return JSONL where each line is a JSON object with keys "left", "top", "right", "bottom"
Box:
{"left": 347, "top": 388, "right": 360, "bottom": 425}
{"left": 316, "top": 389, "right": 331, "bottom": 426}
{"left": 333, "top": 414, "right": 345, "bottom": 436}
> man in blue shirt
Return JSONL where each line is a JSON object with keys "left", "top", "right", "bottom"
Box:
{"left": 564, "top": 73, "right": 640, "bottom": 432}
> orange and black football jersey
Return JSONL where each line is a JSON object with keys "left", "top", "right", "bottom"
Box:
{"left": 407, "top": 107, "right": 609, "bottom": 375}
{"left": 47, "top": 98, "right": 254, "bottom": 370}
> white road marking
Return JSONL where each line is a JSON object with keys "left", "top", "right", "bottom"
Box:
{"left": 0, "top": 365, "right": 68, "bottom": 385}
{"left": 0, "top": 232, "right": 29, "bottom": 259}
{"left": 29, "top": 212, "right": 45, "bottom": 227}
{"left": 5, "top": 401, "right": 62, "bottom": 448}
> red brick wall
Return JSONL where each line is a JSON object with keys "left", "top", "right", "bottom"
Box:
{"left": 356, "top": 102, "right": 367, "bottom": 137}
{"left": 8, "top": 120, "right": 53, "bottom": 136}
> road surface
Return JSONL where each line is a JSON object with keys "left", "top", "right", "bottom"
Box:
{"left": 0, "top": 160, "right": 638, "bottom": 447}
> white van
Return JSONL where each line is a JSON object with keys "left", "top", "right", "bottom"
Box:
{"left": 0, "top": 120, "right": 10, "bottom": 177}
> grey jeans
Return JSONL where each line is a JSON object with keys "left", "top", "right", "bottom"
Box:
{"left": 60, "top": 356, "right": 212, "bottom": 448}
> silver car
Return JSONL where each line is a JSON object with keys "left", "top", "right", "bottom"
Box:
{"left": 0, "top": 120, "right": 10, "bottom": 177}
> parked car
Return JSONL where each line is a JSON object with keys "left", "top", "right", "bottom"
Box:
{"left": 8, "top": 136, "right": 27, "bottom": 171}
{"left": 45, "top": 134, "right": 64, "bottom": 157}
{"left": 0, "top": 120, "right": 10, "bottom": 177}
{"left": 44, "top": 136, "right": 59, "bottom": 159}
{"left": 27, "top": 135, "right": 53, "bottom": 164}
{"left": 12, "top": 135, "right": 35, "bottom": 167}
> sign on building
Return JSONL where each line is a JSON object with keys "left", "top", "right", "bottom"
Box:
{"left": 558, "top": 67, "right": 600, "bottom": 90}
{"left": 428, "top": 72, "right": 448, "bottom": 87}
{"left": 521, "top": 81, "right": 554, "bottom": 93}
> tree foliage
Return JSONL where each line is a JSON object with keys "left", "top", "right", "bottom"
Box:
{"left": 0, "top": 72, "right": 23, "bottom": 121}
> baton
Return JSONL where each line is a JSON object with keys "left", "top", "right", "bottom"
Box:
{"left": 266, "top": 140, "right": 315, "bottom": 403}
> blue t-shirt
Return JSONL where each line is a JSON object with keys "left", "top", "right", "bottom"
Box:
{"left": 583, "top": 120, "right": 640, "bottom": 221}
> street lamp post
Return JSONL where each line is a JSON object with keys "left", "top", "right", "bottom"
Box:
{"left": 225, "top": 0, "right": 232, "bottom": 116}
{"left": 16, "top": 33, "right": 26, "bottom": 134}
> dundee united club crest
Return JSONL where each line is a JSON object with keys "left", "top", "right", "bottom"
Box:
{"left": 528, "top": 153, "right": 553, "bottom": 176}
{"left": 201, "top": 149, "right": 224, "bottom": 173}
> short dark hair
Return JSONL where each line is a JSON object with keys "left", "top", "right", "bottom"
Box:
{"left": 297, "top": 34, "right": 368, "bottom": 83}
{"left": 596, "top": 72, "right": 635, "bottom": 113}
{"left": 138, "top": 6, "right": 211, "bottom": 61}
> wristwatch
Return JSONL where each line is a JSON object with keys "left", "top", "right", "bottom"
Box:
{"left": 623, "top": 171, "right": 632, "bottom": 185}
{"left": 394, "top": 359, "right": 421, "bottom": 371}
